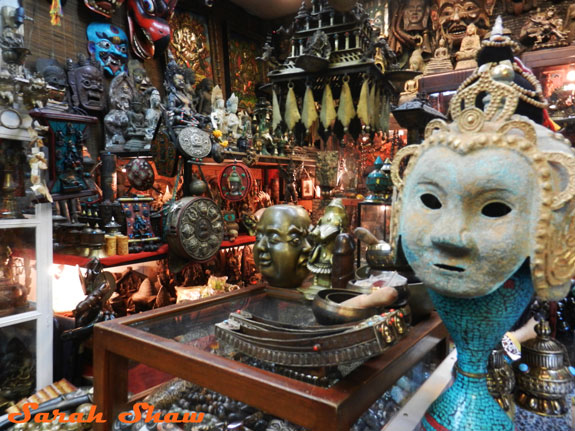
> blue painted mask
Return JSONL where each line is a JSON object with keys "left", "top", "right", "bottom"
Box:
{"left": 87, "top": 23, "right": 128, "bottom": 76}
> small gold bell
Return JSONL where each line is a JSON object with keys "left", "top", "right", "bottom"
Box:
{"left": 513, "top": 319, "right": 575, "bottom": 416}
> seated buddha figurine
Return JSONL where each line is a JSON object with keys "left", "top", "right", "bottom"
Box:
{"left": 124, "top": 97, "right": 148, "bottom": 151}
{"left": 391, "top": 20, "right": 575, "bottom": 431}
{"left": 424, "top": 37, "right": 453, "bottom": 75}
{"left": 455, "top": 23, "right": 481, "bottom": 70}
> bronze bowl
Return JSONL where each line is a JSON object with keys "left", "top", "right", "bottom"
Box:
{"left": 365, "top": 242, "right": 392, "bottom": 270}
{"left": 352, "top": 266, "right": 434, "bottom": 324}
{"left": 312, "top": 289, "right": 380, "bottom": 325}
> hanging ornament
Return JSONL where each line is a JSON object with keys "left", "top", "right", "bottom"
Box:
{"left": 320, "top": 83, "right": 337, "bottom": 130}
{"left": 301, "top": 85, "right": 318, "bottom": 132}
{"left": 50, "top": 0, "right": 64, "bottom": 26}
{"left": 272, "top": 88, "right": 282, "bottom": 132}
{"left": 373, "top": 87, "right": 382, "bottom": 132}
{"left": 284, "top": 82, "right": 301, "bottom": 132}
{"left": 356, "top": 78, "right": 370, "bottom": 128}
{"left": 379, "top": 92, "right": 391, "bottom": 133}
{"left": 337, "top": 76, "right": 356, "bottom": 132}
{"left": 368, "top": 82, "right": 377, "bottom": 131}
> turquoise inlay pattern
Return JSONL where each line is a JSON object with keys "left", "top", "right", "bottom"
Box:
{"left": 422, "top": 269, "right": 534, "bottom": 431}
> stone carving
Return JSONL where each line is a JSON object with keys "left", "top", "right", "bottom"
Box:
{"left": 195, "top": 77, "right": 214, "bottom": 116}
{"left": 520, "top": 7, "right": 569, "bottom": 50}
{"left": 124, "top": 96, "right": 148, "bottom": 151}
{"left": 454, "top": 23, "right": 480, "bottom": 70}
{"left": 424, "top": 37, "right": 453, "bottom": 75}
{"left": 104, "top": 73, "right": 133, "bottom": 149}
{"left": 389, "top": 0, "right": 432, "bottom": 54}
{"left": 145, "top": 88, "right": 161, "bottom": 142}
{"left": 225, "top": 93, "right": 240, "bottom": 141}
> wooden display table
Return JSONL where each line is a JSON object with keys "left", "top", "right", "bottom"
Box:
{"left": 93, "top": 285, "right": 447, "bottom": 431}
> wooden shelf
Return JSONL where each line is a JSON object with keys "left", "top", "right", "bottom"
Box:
{"left": 52, "top": 236, "right": 256, "bottom": 268}
{"left": 419, "top": 46, "right": 575, "bottom": 95}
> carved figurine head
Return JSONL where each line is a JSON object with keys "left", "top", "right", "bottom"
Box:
{"left": 431, "top": 0, "right": 495, "bottom": 48}
{"left": 254, "top": 205, "right": 312, "bottom": 289}
{"left": 402, "top": 0, "right": 430, "bottom": 31}
{"left": 66, "top": 54, "right": 106, "bottom": 113}
{"left": 84, "top": 0, "right": 124, "bottom": 18}
{"left": 36, "top": 58, "right": 67, "bottom": 89}
{"left": 226, "top": 93, "right": 239, "bottom": 114}
{"left": 109, "top": 73, "right": 134, "bottom": 111}
{"left": 126, "top": 0, "right": 178, "bottom": 60}
{"left": 87, "top": 23, "right": 129, "bottom": 76}
{"left": 391, "top": 36, "right": 575, "bottom": 302}
{"left": 128, "top": 60, "right": 151, "bottom": 93}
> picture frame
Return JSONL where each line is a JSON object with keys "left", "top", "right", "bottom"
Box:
{"left": 301, "top": 178, "right": 314, "bottom": 199}
{"left": 169, "top": 11, "right": 215, "bottom": 82}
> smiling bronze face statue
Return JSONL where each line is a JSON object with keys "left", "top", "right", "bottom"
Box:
{"left": 254, "top": 205, "right": 312, "bottom": 289}
{"left": 390, "top": 20, "right": 575, "bottom": 431}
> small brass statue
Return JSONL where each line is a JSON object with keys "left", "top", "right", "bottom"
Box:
{"left": 301, "top": 198, "right": 349, "bottom": 299}
{"left": 253, "top": 205, "right": 312, "bottom": 289}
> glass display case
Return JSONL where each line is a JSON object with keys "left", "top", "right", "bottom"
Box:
{"left": 0, "top": 203, "right": 53, "bottom": 412}
{"left": 356, "top": 201, "right": 392, "bottom": 267}
{"left": 93, "top": 285, "right": 448, "bottom": 431}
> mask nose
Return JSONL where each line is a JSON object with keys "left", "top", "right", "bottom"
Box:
{"left": 430, "top": 219, "right": 473, "bottom": 254}
{"left": 452, "top": 7, "right": 461, "bottom": 21}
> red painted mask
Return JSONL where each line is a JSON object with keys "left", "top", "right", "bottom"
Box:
{"left": 127, "top": 0, "right": 178, "bottom": 60}
{"left": 83, "top": 0, "right": 125, "bottom": 18}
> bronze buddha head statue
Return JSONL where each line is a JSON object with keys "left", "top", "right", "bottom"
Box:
{"left": 254, "top": 205, "right": 312, "bottom": 289}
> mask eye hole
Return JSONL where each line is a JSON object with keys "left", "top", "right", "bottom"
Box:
{"left": 482, "top": 202, "right": 512, "bottom": 218}
{"left": 142, "top": 0, "right": 155, "bottom": 13}
{"left": 420, "top": 193, "right": 442, "bottom": 210}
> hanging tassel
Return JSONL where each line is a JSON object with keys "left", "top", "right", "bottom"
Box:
{"left": 373, "top": 86, "right": 382, "bottom": 132}
{"left": 320, "top": 83, "right": 337, "bottom": 130}
{"left": 284, "top": 83, "right": 301, "bottom": 132}
{"left": 272, "top": 88, "right": 282, "bottom": 132}
{"left": 368, "top": 83, "right": 376, "bottom": 131}
{"left": 301, "top": 86, "right": 318, "bottom": 132}
{"left": 50, "top": 0, "right": 64, "bottom": 26}
{"left": 356, "top": 78, "right": 370, "bottom": 128}
{"left": 337, "top": 76, "right": 355, "bottom": 132}
{"left": 379, "top": 92, "right": 391, "bottom": 133}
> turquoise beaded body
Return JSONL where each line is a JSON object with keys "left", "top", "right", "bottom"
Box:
{"left": 422, "top": 270, "right": 534, "bottom": 431}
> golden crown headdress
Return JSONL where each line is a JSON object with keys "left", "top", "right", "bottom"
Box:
{"left": 390, "top": 17, "right": 575, "bottom": 300}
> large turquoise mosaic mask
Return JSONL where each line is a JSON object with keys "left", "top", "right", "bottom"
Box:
{"left": 390, "top": 24, "right": 575, "bottom": 431}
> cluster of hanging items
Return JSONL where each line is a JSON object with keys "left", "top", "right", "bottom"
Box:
{"left": 272, "top": 76, "right": 389, "bottom": 139}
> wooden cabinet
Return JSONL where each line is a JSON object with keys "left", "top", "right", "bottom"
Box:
{"left": 0, "top": 203, "right": 53, "bottom": 400}
{"left": 93, "top": 285, "right": 448, "bottom": 431}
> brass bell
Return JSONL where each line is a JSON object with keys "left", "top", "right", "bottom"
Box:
{"left": 513, "top": 319, "right": 575, "bottom": 416}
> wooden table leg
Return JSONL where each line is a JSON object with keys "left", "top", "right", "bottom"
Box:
{"left": 93, "top": 336, "right": 129, "bottom": 431}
